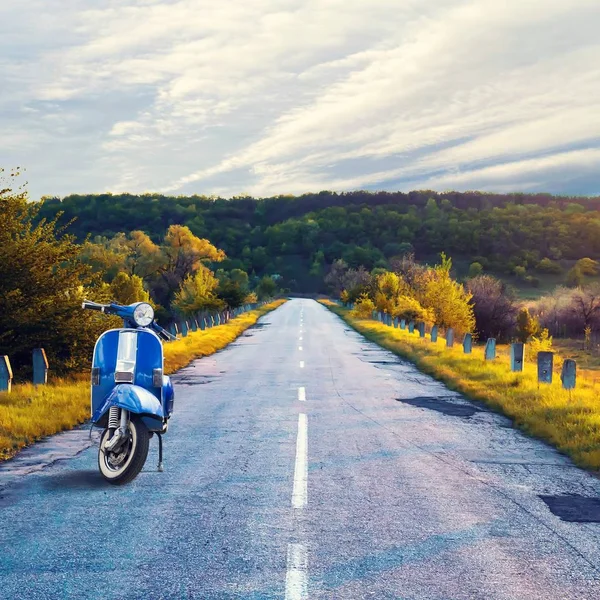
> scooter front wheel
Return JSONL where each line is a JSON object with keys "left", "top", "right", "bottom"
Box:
{"left": 98, "top": 416, "right": 149, "bottom": 485}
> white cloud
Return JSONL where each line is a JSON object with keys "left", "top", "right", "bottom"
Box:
{"left": 0, "top": 0, "right": 598, "bottom": 199}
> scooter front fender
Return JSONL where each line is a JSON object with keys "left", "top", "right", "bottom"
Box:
{"left": 92, "top": 384, "right": 165, "bottom": 425}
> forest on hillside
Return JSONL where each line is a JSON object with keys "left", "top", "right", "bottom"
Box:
{"left": 38, "top": 190, "right": 600, "bottom": 293}
{"left": 5, "top": 169, "right": 600, "bottom": 378}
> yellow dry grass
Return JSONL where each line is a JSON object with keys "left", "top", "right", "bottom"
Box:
{"left": 321, "top": 300, "right": 600, "bottom": 471}
{"left": 0, "top": 300, "right": 285, "bottom": 460}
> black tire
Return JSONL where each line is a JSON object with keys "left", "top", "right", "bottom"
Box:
{"left": 98, "top": 416, "right": 149, "bottom": 485}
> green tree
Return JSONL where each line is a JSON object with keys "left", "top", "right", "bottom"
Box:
{"left": 228, "top": 268, "right": 250, "bottom": 291}
{"left": 468, "top": 262, "right": 483, "bottom": 277}
{"left": 172, "top": 265, "right": 222, "bottom": 314}
{"left": 516, "top": 308, "right": 540, "bottom": 342}
{"left": 125, "top": 230, "right": 161, "bottom": 279}
{"left": 536, "top": 258, "right": 562, "bottom": 274}
{"left": 217, "top": 280, "right": 247, "bottom": 309}
{"left": 575, "top": 258, "right": 599, "bottom": 276}
{"left": 0, "top": 170, "right": 109, "bottom": 376}
{"left": 514, "top": 266, "right": 527, "bottom": 280}
{"left": 419, "top": 254, "right": 475, "bottom": 332}
{"left": 153, "top": 225, "right": 226, "bottom": 309}
{"left": 109, "top": 272, "right": 150, "bottom": 305}
{"left": 566, "top": 266, "right": 584, "bottom": 288}
{"left": 79, "top": 236, "right": 128, "bottom": 281}
{"left": 257, "top": 275, "right": 277, "bottom": 300}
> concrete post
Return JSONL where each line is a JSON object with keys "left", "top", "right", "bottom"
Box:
{"left": 537, "top": 352, "right": 554, "bottom": 384}
{"left": 510, "top": 343, "right": 524, "bottom": 372}
{"left": 561, "top": 359, "right": 576, "bottom": 390}
{"left": 463, "top": 334, "right": 472, "bottom": 354}
{"left": 32, "top": 348, "right": 49, "bottom": 385}
{"left": 0, "top": 356, "right": 13, "bottom": 393}
{"left": 484, "top": 338, "right": 496, "bottom": 360}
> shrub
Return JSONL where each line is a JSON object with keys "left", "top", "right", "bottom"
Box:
{"left": 575, "top": 258, "right": 599, "bottom": 276}
{"left": 529, "top": 328, "right": 553, "bottom": 355}
{"left": 514, "top": 266, "right": 527, "bottom": 279}
{"left": 351, "top": 294, "right": 376, "bottom": 319}
{"left": 468, "top": 262, "right": 483, "bottom": 277}
{"left": 516, "top": 307, "right": 540, "bottom": 342}
{"left": 536, "top": 258, "right": 562, "bottom": 274}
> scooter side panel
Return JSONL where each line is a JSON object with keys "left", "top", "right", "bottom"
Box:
{"left": 134, "top": 330, "right": 163, "bottom": 399}
{"left": 91, "top": 330, "right": 120, "bottom": 416}
{"left": 92, "top": 384, "right": 165, "bottom": 427}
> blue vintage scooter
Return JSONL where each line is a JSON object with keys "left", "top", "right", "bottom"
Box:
{"left": 82, "top": 300, "right": 175, "bottom": 485}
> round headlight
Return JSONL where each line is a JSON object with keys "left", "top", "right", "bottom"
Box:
{"left": 133, "top": 303, "right": 154, "bottom": 327}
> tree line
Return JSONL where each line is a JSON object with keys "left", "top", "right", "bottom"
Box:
{"left": 0, "top": 171, "right": 278, "bottom": 379}
{"left": 36, "top": 190, "right": 600, "bottom": 293}
{"left": 6, "top": 169, "right": 600, "bottom": 376}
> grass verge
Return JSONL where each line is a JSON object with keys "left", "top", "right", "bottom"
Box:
{"left": 0, "top": 300, "right": 286, "bottom": 461}
{"left": 320, "top": 300, "right": 600, "bottom": 471}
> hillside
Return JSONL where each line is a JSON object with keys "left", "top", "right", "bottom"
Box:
{"left": 37, "top": 190, "right": 600, "bottom": 292}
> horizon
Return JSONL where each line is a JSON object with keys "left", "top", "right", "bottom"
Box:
{"left": 2, "top": 0, "right": 600, "bottom": 200}
{"left": 31, "top": 187, "right": 600, "bottom": 203}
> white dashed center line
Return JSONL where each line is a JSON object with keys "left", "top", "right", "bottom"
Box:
{"left": 299, "top": 346, "right": 303, "bottom": 351}
{"left": 300, "top": 361, "right": 304, "bottom": 368}
{"left": 292, "top": 413, "right": 308, "bottom": 508}
{"left": 285, "top": 543, "right": 308, "bottom": 600}
{"left": 298, "top": 387, "right": 306, "bottom": 402}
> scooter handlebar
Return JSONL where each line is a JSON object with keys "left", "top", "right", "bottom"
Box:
{"left": 151, "top": 322, "right": 176, "bottom": 342}
{"left": 82, "top": 300, "right": 107, "bottom": 312}
{"left": 83, "top": 300, "right": 175, "bottom": 340}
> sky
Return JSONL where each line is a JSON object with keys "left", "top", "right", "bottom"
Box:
{"left": 1, "top": 0, "right": 600, "bottom": 200}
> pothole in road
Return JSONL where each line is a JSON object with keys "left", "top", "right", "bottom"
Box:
{"left": 396, "top": 396, "right": 481, "bottom": 418}
{"left": 540, "top": 494, "right": 600, "bottom": 523}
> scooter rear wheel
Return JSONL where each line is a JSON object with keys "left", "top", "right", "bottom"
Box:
{"left": 98, "top": 416, "right": 149, "bottom": 485}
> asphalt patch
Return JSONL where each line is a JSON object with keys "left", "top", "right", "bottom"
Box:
{"left": 43, "top": 470, "right": 107, "bottom": 490}
{"left": 367, "top": 360, "right": 399, "bottom": 365}
{"left": 539, "top": 494, "right": 600, "bottom": 523}
{"left": 397, "top": 396, "right": 481, "bottom": 418}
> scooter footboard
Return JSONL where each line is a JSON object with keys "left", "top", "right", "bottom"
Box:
{"left": 93, "top": 384, "right": 165, "bottom": 429}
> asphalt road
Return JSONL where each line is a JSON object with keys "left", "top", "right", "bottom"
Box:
{"left": 1, "top": 299, "right": 600, "bottom": 599}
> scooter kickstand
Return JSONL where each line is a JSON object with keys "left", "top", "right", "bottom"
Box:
{"left": 157, "top": 433, "right": 164, "bottom": 472}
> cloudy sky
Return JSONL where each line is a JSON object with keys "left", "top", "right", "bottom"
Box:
{"left": 1, "top": 0, "right": 599, "bottom": 200}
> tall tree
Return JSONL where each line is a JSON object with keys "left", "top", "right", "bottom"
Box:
{"left": 466, "top": 275, "right": 517, "bottom": 341}
{"left": 0, "top": 170, "right": 109, "bottom": 376}
{"left": 172, "top": 265, "right": 223, "bottom": 315}
{"left": 153, "top": 225, "right": 226, "bottom": 309}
